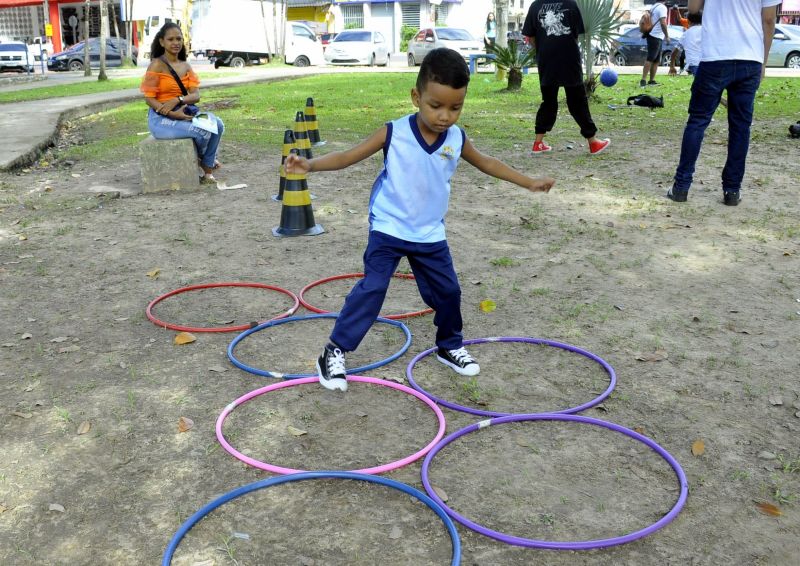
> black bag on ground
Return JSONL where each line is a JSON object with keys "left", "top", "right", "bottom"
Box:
{"left": 790, "top": 121, "right": 800, "bottom": 138}
{"left": 627, "top": 94, "right": 664, "bottom": 108}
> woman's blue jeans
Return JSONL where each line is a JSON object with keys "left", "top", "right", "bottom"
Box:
{"left": 673, "top": 60, "right": 762, "bottom": 194}
{"left": 147, "top": 108, "right": 225, "bottom": 169}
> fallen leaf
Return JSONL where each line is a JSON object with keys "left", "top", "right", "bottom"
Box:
{"left": 0, "top": 503, "right": 7, "bottom": 514}
{"left": 146, "top": 268, "right": 160, "bottom": 279}
{"left": 20, "top": 333, "right": 32, "bottom": 340}
{"left": 58, "top": 345, "right": 80, "bottom": 353}
{"left": 48, "top": 503, "right": 65, "bottom": 513}
{"left": 174, "top": 332, "right": 196, "bottom": 345}
{"left": 755, "top": 502, "right": 782, "bottom": 516}
{"left": 177, "top": 416, "right": 194, "bottom": 432}
{"left": 479, "top": 299, "right": 497, "bottom": 313}
{"left": 76, "top": 421, "right": 91, "bottom": 435}
{"left": 768, "top": 395, "right": 783, "bottom": 406}
{"left": 691, "top": 439, "right": 705, "bottom": 456}
{"left": 430, "top": 484, "right": 449, "bottom": 502}
{"left": 388, "top": 525, "right": 402, "bottom": 540}
{"left": 634, "top": 426, "right": 646, "bottom": 435}
{"left": 208, "top": 365, "right": 228, "bottom": 373}
{"left": 12, "top": 411, "right": 33, "bottom": 419}
{"left": 50, "top": 336, "right": 68, "bottom": 343}
{"left": 18, "top": 234, "right": 27, "bottom": 241}
{"left": 287, "top": 426, "right": 307, "bottom": 437}
{"left": 635, "top": 350, "right": 668, "bottom": 362}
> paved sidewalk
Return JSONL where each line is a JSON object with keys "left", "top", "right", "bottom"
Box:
{"left": 0, "top": 64, "right": 415, "bottom": 171}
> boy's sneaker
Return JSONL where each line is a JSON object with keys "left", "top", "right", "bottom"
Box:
{"left": 316, "top": 344, "right": 347, "bottom": 392}
{"left": 589, "top": 138, "right": 610, "bottom": 155}
{"left": 437, "top": 347, "right": 480, "bottom": 377}
{"left": 647, "top": 80, "right": 660, "bottom": 86}
{"left": 531, "top": 141, "right": 552, "bottom": 154}
{"left": 639, "top": 79, "right": 647, "bottom": 87}
{"left": 723, "top": 191, "right": 741, "bottom": 206}
{"left": 666, "top": 186, "right": 688, "bottom": 202}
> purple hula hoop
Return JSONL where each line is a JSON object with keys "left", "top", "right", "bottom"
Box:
{"left": 421, "top": 413, "right": 689, "bottom": 550}
{"left": 406, "top": 337, "right": 616, "bottom": 417}
{"left": 217, "top": 376, "right": 447, "bottom": 475}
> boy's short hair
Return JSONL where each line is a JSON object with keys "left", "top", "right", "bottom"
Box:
{"left": 416, "top": 48, "right": 470, "bottom": 92}
{"left": 687, "top": 11, "right": 702, "bottom": 25}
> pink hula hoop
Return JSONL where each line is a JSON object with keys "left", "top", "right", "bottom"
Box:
{"left": 216, "top": 376, "right": 446, "bottom": 475}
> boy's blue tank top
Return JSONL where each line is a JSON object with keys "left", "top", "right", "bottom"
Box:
{"left": 368, "top": 113, "right": 465, "bottom": 243}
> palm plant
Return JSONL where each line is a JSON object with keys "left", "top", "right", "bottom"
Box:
{"left": 486, "top": 40, "right": 537, "bottom": 91}
{"left": 576, "top": 0, "right": 624, "bottom": 91}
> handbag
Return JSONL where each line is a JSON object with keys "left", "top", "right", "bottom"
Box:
{"left": 159, "top": 56, "right": 199, "bottom": 116}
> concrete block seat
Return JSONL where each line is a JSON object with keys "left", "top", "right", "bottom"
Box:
{"left": 139, "top": 136, "right": 200, "bottom": 194}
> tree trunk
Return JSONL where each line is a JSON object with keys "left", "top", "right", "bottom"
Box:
{"left": 98, "top": 0, "right": 108, "bottom": 80}
{"left": 507, "top": 68, "right": 523, "bottom": 91}
{"left": 124, "top": 0, "right": 134, "bottom": 67}
{"left": 494, "top": 1, "right": 508, "bottom": 48}
{"left": 109, "top": 1, "right": 121, "bottom": 48}
{"left": 83, "top": 0, "right": 92, "bottom": 76}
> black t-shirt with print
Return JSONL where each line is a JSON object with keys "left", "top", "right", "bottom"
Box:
{"left": 522, "top": 0, "right": 585, "bottom": 86}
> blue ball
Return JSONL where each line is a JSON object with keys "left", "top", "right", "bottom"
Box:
{"left": 600, "top": 68, "right": 618, "bottom": 87}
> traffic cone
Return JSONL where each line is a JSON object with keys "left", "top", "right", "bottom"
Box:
{"left": 305, "top": 97, "right": 325, "bottom": 146}
{"left": 273, "top": 128, "right": 296, "bottom": 202}
{"left": 293, "top": 111, "right": 313, "bottom": 159}
{"left": 272, "top": 149, "right": 324, "bottom": 237}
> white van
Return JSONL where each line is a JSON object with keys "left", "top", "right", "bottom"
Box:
{"left": 285, "top": 22, "right": 324, "bottom": 67}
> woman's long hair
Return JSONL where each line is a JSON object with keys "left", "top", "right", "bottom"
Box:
{"left": 150, "top": 22, "right": 187, "bottom": 61}
{"left": 486, "top": 12, "right": 495, "bottom": 32}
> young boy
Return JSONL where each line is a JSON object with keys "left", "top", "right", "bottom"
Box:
{"left": 669, "top": 11, "right": 703, "bottom": 77}
{"left": 284, "top": 48, "right": 555, "bottom": 392}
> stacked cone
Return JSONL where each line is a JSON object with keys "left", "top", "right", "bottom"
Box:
{"left": 293, "top": 111, "right": 313, "bottom": 159}
{"left": 272, "top": 149, "right": 324, "bottom": 238}
{"left": 274, "top": 129, "right": 296, "bottom": 201}
{"left": 305, "top": 97, "right": 325, "bottom": 146}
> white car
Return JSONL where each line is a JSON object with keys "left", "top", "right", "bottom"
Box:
{"left": 0, "top": 41, "right": 34, "bottom": 72}
{"left": 407, "top": 28, "right": 484, "bottom": 66}
{"left": 324, "top": 29, "right": 390, "bottom": 66}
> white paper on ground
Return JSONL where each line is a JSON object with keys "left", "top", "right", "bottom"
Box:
{"left": 217, "top": 183, "right": 247, "bottom": 191}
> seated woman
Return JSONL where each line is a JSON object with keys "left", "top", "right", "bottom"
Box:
{"left": 140, "top": 22, "right": 224, "bottom": 183}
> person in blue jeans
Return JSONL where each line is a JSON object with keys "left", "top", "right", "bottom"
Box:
{"left": 668, "top": 0, "right": 779, "bottom": 206}
{"left": 140, "top": 23, "right": 224, "bottom": 183}
{"left": 285, "top": 48, "right": 555, "bottom": 392}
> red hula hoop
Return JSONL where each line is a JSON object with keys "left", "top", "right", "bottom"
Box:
{"left": 146, "top": 282, "right": 300, "bottom": 333}
{"left": 299, "top": 273, "right": 434, "bottom": 320}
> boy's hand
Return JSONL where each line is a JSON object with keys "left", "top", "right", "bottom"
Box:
{"left": 668, "top": 65, "right": 678, "bottom": 76}
{"left": 284, "top": 153, "right": 311, "bottom": 175}
{"left": 525, "top": 176, "right": 555, "bottom": 193}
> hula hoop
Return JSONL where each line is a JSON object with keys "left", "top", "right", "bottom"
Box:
{"left": 421, "top": 414, "right": 688, "bottom": 550}
{"left": 217, "top": 375, "right": 446, "bottom": 474}
{"left": 146, "top": 282, "right": 300, "bottom": 333}
{"left": 162, "top": 471, "right": 461, "bottom": 566}
{"left": 228, "top": 313, "right": 412, "bottom": 379}
{"left": 406, "top": 337, "right": 616, "bottom": 417}
{"left": 299, "top": 272, "right": 434, "bottom": 320}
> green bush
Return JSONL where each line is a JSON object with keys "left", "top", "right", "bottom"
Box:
{"left": 400, "top": 25, "right": 418, "bottom": 53}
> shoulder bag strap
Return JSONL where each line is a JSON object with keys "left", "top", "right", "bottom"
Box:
{"left": 159, "top": 56, "right": 188, "bottom": 96}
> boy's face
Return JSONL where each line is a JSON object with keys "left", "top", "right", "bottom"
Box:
{"left": 411, "top": 81, "right": 467, "bottom": 136}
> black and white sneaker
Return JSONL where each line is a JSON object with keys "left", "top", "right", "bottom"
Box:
{"left": 436, "top": 347, "right": 480, "bottom": 377}
{"left": 316, "top": 344, "right": 347, "bottom": 392}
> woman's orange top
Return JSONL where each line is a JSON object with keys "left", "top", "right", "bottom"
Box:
{"left": 140, "top": 69, "right": 200, "bottom": 102}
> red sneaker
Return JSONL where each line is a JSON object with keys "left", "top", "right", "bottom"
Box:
{"left": 589, "top": 138, "right": 610, "bottom": 155}
{"left": 532, "top": 141, "right": 552, "bottom": 154}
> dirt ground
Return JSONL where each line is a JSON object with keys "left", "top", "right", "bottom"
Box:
{"left": 1, "top": 106, "right": 799, "bottom": 566}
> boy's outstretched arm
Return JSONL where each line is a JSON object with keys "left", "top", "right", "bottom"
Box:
{"left": 461, "top": 137, "right": 555, "bottom": 193}
{"left": 285, "top": 125, "right": 388, "bottom": 174}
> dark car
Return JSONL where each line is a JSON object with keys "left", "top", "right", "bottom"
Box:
{"left": 609, "top": 25, "right": 685, "bottom": 66}
{"left": 47, "top": 37, "right": 137, "bottom": 71}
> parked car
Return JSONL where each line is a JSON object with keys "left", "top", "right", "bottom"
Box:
{"left": 0, "top": 41, "right": 34, "bottom": 72}
{"left": 47, "top": 37, "right": 137, "bottom": 71}
{"left": 609, "top": 25, "right": 685, "bottom": 66}
{"left": 767, "top": 24, "right": 800, "bottom": 68}
{"left": 319, "top": 32, "right": 338, "bottom": 51}
{"left": 407, "top": 27, "right": 483, "bottom": 66}
{"left": 324, "top": 29, "right": 389, "bottom": 66}
{"left": 506, "top": 31, "right": 531, "bottom": 54}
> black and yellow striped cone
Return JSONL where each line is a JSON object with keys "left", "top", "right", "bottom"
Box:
{"left": 272, "top": 150, "right": 324, "bottom": 237}
{"left": 305, "top": 97, "right": 325, "bottom": 146}
{"left": 293, "top": 111, "right": 313, "bottom": 159}
{"left": 273, "top": 128, "right": 296, "bottom": 202}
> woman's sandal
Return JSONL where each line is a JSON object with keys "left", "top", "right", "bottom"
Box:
{"left": 200, "top": 174, "right": 217, "bottom": 185}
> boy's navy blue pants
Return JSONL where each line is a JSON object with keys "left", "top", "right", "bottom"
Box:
{"left": 330, "top": 230, "right": 464, "bottom": 352}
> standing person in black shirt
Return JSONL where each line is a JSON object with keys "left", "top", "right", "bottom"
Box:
{"left": 522, "top": 0, "right": 610, "bottom": 155}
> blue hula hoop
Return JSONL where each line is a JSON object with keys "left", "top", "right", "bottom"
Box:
{"left": 162, "top": 471, "right": 461, "bottom": 565}
{"left": 227, "top": 313, "right": 412, "bottom": 378}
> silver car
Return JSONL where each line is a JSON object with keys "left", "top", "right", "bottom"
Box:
{"left": 407, "top": 27, "right": 484, "bottom": 66}
{"left": 767, "top": 24, "right": 800, "bottom": 68}
{"left": 324, "top": 29, "right": 390, "bottom": 66}
{"left": 0, "top": 41, "right": 34, "bottom": 72}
